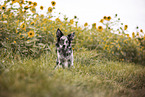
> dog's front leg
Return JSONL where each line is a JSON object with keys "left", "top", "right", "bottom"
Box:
{"left": 54, "top": 57, "right": 59, "bottom": 69}
{"left": 60, "top": 59, "right": 65, "bottom": 69}
{"left": 55, "top": 58, "right": 65, "bottom": 69}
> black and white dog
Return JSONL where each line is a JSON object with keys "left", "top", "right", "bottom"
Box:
{"left": 55, "top": 28, "right": 75, "bottom": 69}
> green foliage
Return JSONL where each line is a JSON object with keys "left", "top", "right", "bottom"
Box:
{"left": 0, "top": 0, "right": 145, "bottom": 64}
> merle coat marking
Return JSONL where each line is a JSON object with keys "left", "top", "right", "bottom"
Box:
{"left": 55, "top": 28, "right": 75, "bottom": 69}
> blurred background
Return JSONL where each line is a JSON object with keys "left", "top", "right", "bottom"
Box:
{"left": 27, "top": 0, "right": 145, "bottom": 35}
{"left": 1, "top": 0, "right": 145, "bottom": 34}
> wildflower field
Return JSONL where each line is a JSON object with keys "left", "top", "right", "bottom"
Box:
{"left": 0, "top": 0, "right": 145, "bottom": 97}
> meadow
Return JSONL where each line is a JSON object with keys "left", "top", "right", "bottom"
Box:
{"left": 0, "top": 0, "right": 145, "bottom": 97}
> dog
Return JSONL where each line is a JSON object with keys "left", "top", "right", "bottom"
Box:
{"left": 55, "top": 28, "right": 75, "bottom": 69}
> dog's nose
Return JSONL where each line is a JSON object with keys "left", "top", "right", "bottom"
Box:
{"left": 63, "top": 45, "right": 65, "bottom": 48}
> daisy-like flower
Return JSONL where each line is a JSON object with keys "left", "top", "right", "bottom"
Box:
{"left": 12, "top": 0, "right": 17, "bottom": 4}
{"left": 107, "top": 16, "right": 111, "bottom": 21}
{"left": 33, "top": 2, "right": 37, "bottom": 7}
{"left": 24, "top": 6, "right": 28, "bottom": 10}
{"left": 55, "top": 18, "right": 61, "bottom": 22}
{"left": 70, "top": 19, "right": 74, "bottom": 24}
{"left": 28, "top": 31, "right": 35, "bottom": 38}
{"left": 51, "top": 1, "right": 56, "bottom": 6}
{"left": 132, "top": 32, "right": 135, "bottom": 38}
{"left": 30, "top": 7, "right": 36, "bottom": 13}
{"left": 40, "top": 6, "right": 43, "bottom": 10}
{"left": 103, "top": 16, "right": 107, "bottom": 20}
{"left": 98, "top": 26, "right": 103, "bottom": 32}
{"left": 20, "top": 23, "right": 26, "bottom": 30}
{"left": 92, "top": 23, "right": 96, "bottom": 29}
{"left": 137, "top": 32, "right": 139, "bottom": 36}
{"left": 19, "top": 0, "right": 24, "bottom": 6}
{"left": 124, "top": 25, "right": 128, "bottom": 30}
{"left": 100, "top": 19, "right": 104, "bottom": 23}
{"left": 28, "top": 1, "right": 32, "bottom": 5}
{"left": 48, "top": 7, "right": 53, "bottom": 13}
{"left": 0, "top": 5, "right": 6, "bottom": 10}
{"left": 140, "top": 29, "right": 143, "bottom": 33}
{"left": 84, "top": 22, "right": 88, "bottom": 27}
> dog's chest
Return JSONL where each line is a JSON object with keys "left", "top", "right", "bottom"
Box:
{"left": 57, "top": 47, "right": 72, "bottom": 58}
{"left": 57, "top": 49, "right": 73, "bottom": 67}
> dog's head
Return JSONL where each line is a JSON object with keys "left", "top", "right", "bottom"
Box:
{"left": 56, "top": 28, "right": 75, "bottom": 50}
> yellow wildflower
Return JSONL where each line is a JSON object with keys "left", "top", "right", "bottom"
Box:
{"left": 48, "top": 7, "right": 53, "bottom": 13}
{"left": 55, "top": 18, "right": 61, "bottom": 22}
{"left": 0, "top": 5, "right": 6, "bottom": 10}
{"left": 140, "top": 29, "right": 143, "bottom": 33}
{"left": 70, "top": 19, "right": 74, "bottom": 24}
{"left": 92, "top": 23, "right": 96, "bottom": 29}
{"left": 28, "top": 31, "right": 35, "bottom": 38}
{"left": 98, "top": 26, "right": 103, "bottom": 32}
{"left": 100, "top": 19, "right": 104, "bottom": 23}
{"left": 20, "top": 23, "right": 26, "bottom": 30}
{"left": 30, "top": 7, "right": 36, "bottom": 13}
{"left": 107, "top": 16, "right": 111, "bottom": 21}
{"left": 124, "top": 25, "right": 128, "bottom": 30}
{"left": 84, "top": 22, "right": 88, "bottom": 27}
{"left": 12, "top": 0, "right": 17, "bottom": 4}
{"left": 132, "top": 32, "right": 135, "bottom": 38}
{"left": 33, "top": 2, "right": 37, "bottom": 7}
{"left": 40, "top": 6, "right": 43, "bottom": 10}
{"left": 19, "top": 0, "right": 24, "bottom": 6}
{"left": 24, "top": 6, "right": 28, "bottom": 10}
{"left": 28, "top": 1, "right": 32, "bottom": 5}
{"left": 51, "top": 1, "right": 56, "bottom": 6}
{"left": 137, "top": 32, "right": 139, "bottom": 36}
{"left": 103, "top": 16, "right": 107, "bottom": 20}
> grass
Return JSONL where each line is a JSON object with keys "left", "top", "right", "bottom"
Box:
{"left": 0, "top": 48, "right": 145, "bottom": 97}
{"left": 1, "top": 1, "right": 145, "bottom": 97}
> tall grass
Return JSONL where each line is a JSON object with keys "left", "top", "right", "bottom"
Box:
{"left": 0, "top": 49, "right": 145, "bottom": 97}
{"left": 0, "top": 1, "right": 145, "bottom": 97}
{"left": 0, "top": 0, "right": 145, "bottom": 64}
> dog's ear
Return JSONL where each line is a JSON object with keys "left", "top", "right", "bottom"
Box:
{"left": 67, "top": 32, "right": 75, "bottom": 41}
{"left": 56, "top": 28, "right": 63, "bottom": 38}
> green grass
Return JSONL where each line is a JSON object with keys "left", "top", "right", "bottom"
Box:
{"left": 1, "top": 1, "right": 145, "bottom": 97}
{"left": 0, "top": 48, "right": 145, "bottom": 97}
